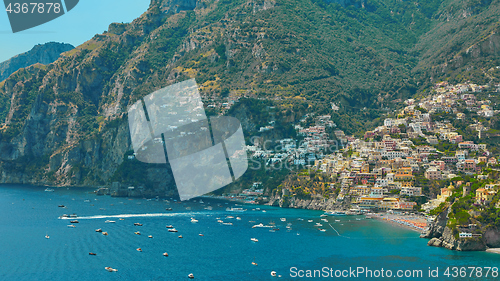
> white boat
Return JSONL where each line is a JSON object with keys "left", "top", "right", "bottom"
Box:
{"left": 251, "top": 238, "right": 258, "bottom": 242}
{"left": 165, "top": 225, "right": 174, "bottom": 228}
{"left": 271, "top": 271, "right": 277, "bottom": 277}
{"left": 297, "top": 218, "right": 304, "bottom": 221}
{"left": 308, "top": 220, "right": 313, "bottom": 223}
{"left": 45, "top": 235, "right": 50, "bottom": 239}
{"left": 280, "top": 218, "right": 286, "bottom": 222}
{"left": 226, "top": 216, "right": 234, "bottom": 219}
{"left": 226, "top": 207, "right": 246, "bottom": 212}
{"left": 222, "top": 222, "right": 233, "bottom": 225}
{"left": 44, "top": 188, "right": 54, "bottom": 192}
{"left": 105, "top": 267, "right": 117, "bottom": 272}
{"left": 67, "top": 224, "right": 76, "bottom": 228}
{"left": 217, "top": 220, "right": 223, "bottom": 223}
{"left": 188, "top": 273, "right": 194, "bottom": 279}
{"left": 321, "top": 218, "right": 328, "bottom": 222}
{"left": 191, "top": 218, "right": 198, "bottom": 223}
{"left": 335, "top": 219, "right": 340, "bottom": 222}
{"left": 163, "top": 252, "right": 169, "bottom": 257}
{"left": 320, "top": 214, "right": 328, "bottom": 217}
{"left": 252, "top": 223, "right": 273, "bottom": 228}
{"left": 315, "top": 223, "right": 323, "bottom": 227}
{"left": 105, "top": 220, "right": 116, "bottom": 223}
{"left": 168, "top": 228, "right": 178, "bottom": 232}
{"left": 236, "top": 217, "right": 241, "bottom": 220}
{"left": 319, "top": 229, "right": 326, "bottom": 232}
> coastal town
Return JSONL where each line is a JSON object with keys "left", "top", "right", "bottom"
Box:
{"left": 221, "top": 81, "right": 500, "bottom": 238}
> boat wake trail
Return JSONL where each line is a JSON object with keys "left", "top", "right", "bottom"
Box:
{"left": 59, "top": 212, "right": 207, "bottom": 220}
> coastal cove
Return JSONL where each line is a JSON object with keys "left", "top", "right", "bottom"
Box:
{"left": 1, "top": 184, "right": 500, "bottom": 281}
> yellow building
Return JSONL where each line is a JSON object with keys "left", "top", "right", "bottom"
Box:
{"left": 476, "top": 188, "right": 496, "bottom": 205}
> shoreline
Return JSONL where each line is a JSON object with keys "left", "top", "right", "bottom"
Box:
{"left": 368, "top": 213, "right": 428, "bottom": 233}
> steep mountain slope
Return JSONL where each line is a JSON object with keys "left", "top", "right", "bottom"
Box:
{"left": 0, "top": 0, "right": 498, "bottom": 193}
{"left": 0, "top": 42, "right": 74, "bottom": 82}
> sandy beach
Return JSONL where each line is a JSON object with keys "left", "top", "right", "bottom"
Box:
{"left": 367, "top": 213, "right": 428, "bottom": 233}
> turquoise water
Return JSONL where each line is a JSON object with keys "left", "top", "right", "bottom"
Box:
{"left": 0, "top": 184, "right": 499, "bottom": 281}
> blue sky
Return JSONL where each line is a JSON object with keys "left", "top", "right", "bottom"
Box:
{"left": 0, "top": 0, "right": 150, "bottom": 62}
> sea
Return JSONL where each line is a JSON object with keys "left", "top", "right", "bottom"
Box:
{"left": 0, "top": 184, "right": 499, "bottom": 281}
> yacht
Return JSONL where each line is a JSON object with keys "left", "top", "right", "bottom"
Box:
{"left": 315, "top": 223, "right": 323, "bottom": 227}
{"left": 191, "top": 218, "right": 199, "bottom": 223}
{"left": 280, "top": 218, "right": 286, "bottom": 222}
{"left": 134, "top": 231, "right": 141, "bottom": 235}
{"left": 222, "top": 222, "right": 233, "bottom": 225}
{"left": 168, "top": 228, "right": 178, "bottom": 232}
{"left": 102, "top": 232, "right": 108, "bottom": 236}
{"left": 95, "top": 228, "right": 102, "bottom": 233}
{"left": 308, "top": 220, "right": 313, "bottom": 223}
{"left": 45, "top": 235, "right": 50, "bottom": 239}
{"left": 188, "top": 273, "right": 194, "bottom": 279}
{"left": 134, "top": 223, "right": 143, "bottom": 226}
{"left": 165, "top": 225, "right": 174, "bottom": 228}
{"left": 271, "top": 271, "right": 277, "bottom": 277}
{"left": 148, "top": 235, "right": 153, "bottom": 238}
{"left": 178, "top": 235, "right": 183, "bottom": 238}
{"left": 70, "top": 220, "right": 79, "bottom": 224}
{"left": 163, "top": 252, "right": 169, "bottom": 257}
{"left": 319, "top": 229, "right": 326, "bottom": 232}
{"left": 105, "top": 220, "right": 115, "bottom": 223}
{"left": 105, "top": 267, "right": 117, "bottom": 272}
{"left": 251, "top": 238, "right": 258, "bottom": 242}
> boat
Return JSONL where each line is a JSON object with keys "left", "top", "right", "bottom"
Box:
{"left": 148, "top": 235, "right": 153, "bottom": 238}
{"left": 308, "top": 220, "right": 313, "bottom": 223}
{"left": 321, "top": 218, "right": 328, "bottom": 222}
{"left": 217, "top": 220, "right": 223, "bottom": 223}
{"left": 188, "top": 273, "right": 194, "bottom": 279}
{"left": 105, "top": 220, "right": 115, "bottom": 223}
{"left": 134, "top": 223, "right": 143, "bottom": 226}
{"left": 44, "top": 188, "right": 54, "bottom": 192}
{"left": 67, "top": 224, "right": 76, "bottom": 228}
{"left": 199, "top": 234, "right": 204, "bottom": 236}
{"left": 178, "top": 235, "right": 183, "bottom": 238}
{"left": 102, "top": 232, "right": 108, "bottom": 236}
{"left": 226, "top": 216, "right": 234, "bottom": 219}
{"left": 191, "top": 218, "right": 198, "bottom": 223}
{"left": 199, "top": 199, "right": 204, "bottom": 204}
{"left": 319, "top": 229, "right": 326, "bottom": 232}
{"left": 252, "top": 223, "right": 272, "bottom": 228}
{"left": 226, "top": 207, "right": 246, "bottom": 212}
{"left": 271, "top": 271, "right": 277, "bottom": 277}
{"left": 262, "top": 210, "right": 266, "bottom": 213}
{"left": 89, "top": 252, "right": 97, "bottom": 256}
{"left": 45, "top": 235, "right": 50, "bottom": 239}
{"left": 335, "top": 220, "right": 340, "bottom": 222}
{"left": 59, "top": 214, "right": 69, "bottom": 218}
{"left": 84, "top": 199, "right": 90, "bottom": 203}
{"left": 251, "top": 238, "right": 258, "bottom": 242}
{"left": 163, "top": 252, "right": 169, "bottom": 257}
{"left": 315, "top": 223, "right": 323, "bottom": 227}
{"left": 105, "top": 267, "right": 117, "bottom": 272}
{"left": 168, "top": 228, "right": 178, "bottom": 232}
{"left": 70, "top": 220, "right": 79, "bottom": 223}
{"left": 134, "top": 231, "right": 141, "bottom": 235}
{"left": 95, "top": 228, "right": 102, "bottom": 233}
{"left": 297, "top": 218, "right": 304, "bottom": 221}
{"left": 69, "top": 214, "right": 77, "bottom": 218}
{"left": 165, "top": 225, "right": 174, "bottom": 228}
{"left": 286, "top": 225, "right": 292, "bottom": 229}
{"left": 280, "top": 218, "right": 286, "bottom": 222}
{"left": 252, "top": 257, "right": 258, "bottom": 266}
{"left": 136, "top": 248, "right": 142, "bottom": 252}
{"left": 320, "top": 214, "right": 328, "bottom": 217}
{"left": 222, "top": 222, "right": 233, "bottom": 225}
{"left": 165, "top": 208, "right": 173, "bottom": 211}
{"left": 119, "top": 218, "right": 125, "bottom": 221}
{"left": 58, "top": 205, "right": 65, "bottom": 208}
{"left": 236, "top": 217, "right": 241, "bottom": 220}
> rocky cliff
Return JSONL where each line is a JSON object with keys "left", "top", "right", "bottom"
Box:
{"left": 0, "top": 42, "right": 74, "bottom": 82}
{"left": 421, "top": 205, "right": 500, "bottom": 252}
